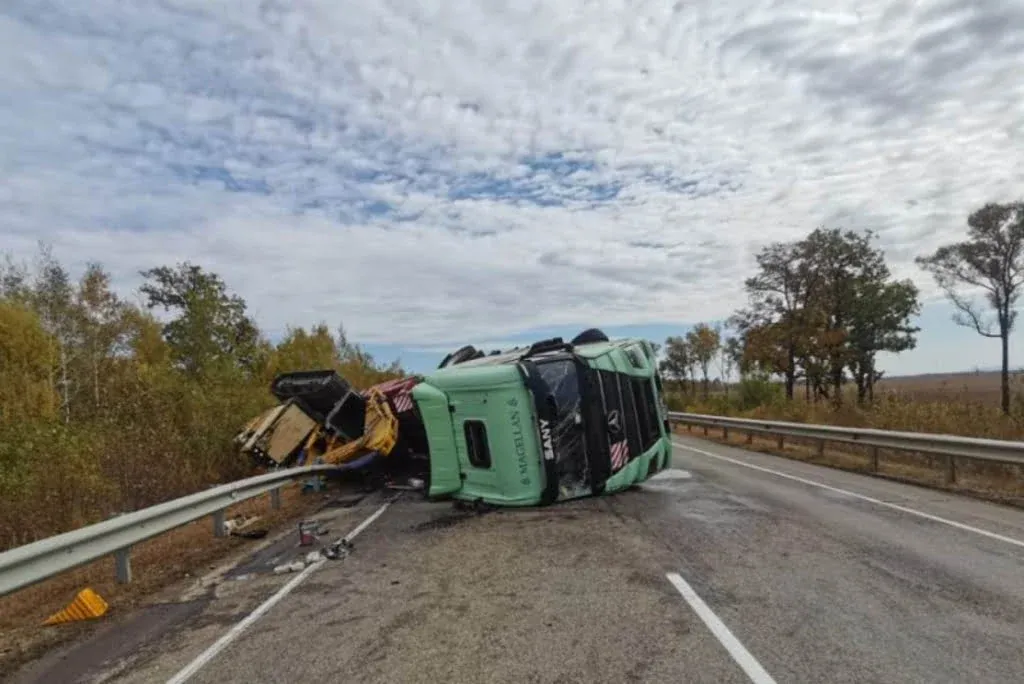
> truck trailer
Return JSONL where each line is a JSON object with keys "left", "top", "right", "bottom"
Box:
{"left": 235, "top": 329, "right": 672, "bottom": 507}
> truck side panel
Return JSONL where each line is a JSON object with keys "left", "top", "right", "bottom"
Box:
{"left": 448, "top": 387, "right": 542, "bottom": 506}
{"left": 587, "top": 344, "right": 671, "bottom": 492}
{"left": 422, "top": 365, "right": 546, "bottom": 507}
{"left": 411, "top": 383, "right": 462, "bottom": 497}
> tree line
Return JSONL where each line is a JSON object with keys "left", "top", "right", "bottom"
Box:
{"left": 659, "top": 201, "right": 1024, "bottom": 415}
{"left": 0, "top": 246, "right": 403, "bottom": 547}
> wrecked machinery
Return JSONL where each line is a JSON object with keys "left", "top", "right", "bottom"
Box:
{"left": 234, "top": 329, "right": 673, "bottom": 507}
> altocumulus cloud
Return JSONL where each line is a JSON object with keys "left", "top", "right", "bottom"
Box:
{"left": 2, "top": 0, "right": 1023, "bottom": 345}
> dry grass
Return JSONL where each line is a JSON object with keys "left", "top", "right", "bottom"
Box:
{"left": 675, "top": 371, "right": 1024, "bottom": 506}
{"left": 693, "top": 375, "right": 1024, "bottom": 441}
{"left": 0, "top": 481, "right": 327, "bottom": 675}
{"left": 672, "top": 422, "right": 1024, "bottom": 509}
{"left": 873, "top": 370, "right": 1024, "bottom": 405}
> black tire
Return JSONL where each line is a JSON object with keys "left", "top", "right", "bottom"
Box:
{"left": 571, "top": 328, "right": 609, "bottom": 345}
{"left": 438, "top": 344, "right": 481, "bottom": 368}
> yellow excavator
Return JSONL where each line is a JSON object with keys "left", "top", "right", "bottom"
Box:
{"left": 234, "top": 371, "right": 417, "bottom": 469}
{"left": 297, "top": 387, "right": 397, "bottom": 465}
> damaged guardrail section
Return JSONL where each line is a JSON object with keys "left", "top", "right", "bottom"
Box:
{"left": 0, "top": 465, "right": 338, "bottom": 597}
{"left": 668, "top": 412, "right": 1024, "bottom": 482}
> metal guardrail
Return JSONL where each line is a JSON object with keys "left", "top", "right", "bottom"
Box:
{"left": 0, "top": 465, "right": 338, "bottom": 597}
{"left": 6, "top": 415, "right": 1022, "bottom": 598}
{"left": 668, "top": 411, "right": 1024, "bottom": 481}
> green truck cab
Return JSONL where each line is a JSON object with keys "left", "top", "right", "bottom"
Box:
{"left": 413, "top": 332, "right": 672, "bottom": 507}
{"left": 243, "top": 330, "right": 672, "bottom": 508}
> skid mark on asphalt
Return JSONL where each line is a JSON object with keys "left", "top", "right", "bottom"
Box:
{"left": 165, "top": 500, "right": 393, "bottom": 684}
{"left": 674, "top": 440, "right": 1024, "bottom": 551}
{"left": 666, "top": 572, "right": 777, "bottom": 684}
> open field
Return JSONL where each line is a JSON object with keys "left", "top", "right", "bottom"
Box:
{"left": 676, "top": 370, "right": 1024, "bottom": 443}
{"left": 874, "top": 370, "right": 1024, "bottom": 405}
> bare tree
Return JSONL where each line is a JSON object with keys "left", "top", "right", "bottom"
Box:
{"left": 916, "top": 201, "right": 1024, "bottom": 415}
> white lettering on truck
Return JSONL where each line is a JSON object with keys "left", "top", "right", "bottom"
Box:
{"left": 539, "top": 418, "right": 555, "bottom": 461}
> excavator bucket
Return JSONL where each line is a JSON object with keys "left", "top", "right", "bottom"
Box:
{"left": 315, "top": 389, "right": 398, "bottom": 465}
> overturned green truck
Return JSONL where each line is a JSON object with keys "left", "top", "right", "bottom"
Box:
{"left": 236, "top": 329, "right": 672, "bottom": 507}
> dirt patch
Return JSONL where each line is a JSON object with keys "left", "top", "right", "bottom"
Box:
{"left": 0, "top": 482, "right": 329, "bottom": 678}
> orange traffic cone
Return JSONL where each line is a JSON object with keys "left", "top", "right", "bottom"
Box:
{"left": 43, "top": 588, "right": 109, "bottom": 625}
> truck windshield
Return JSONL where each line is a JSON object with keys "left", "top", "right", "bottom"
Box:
{"left": 534, "top": 358, "right": 591, "bottom": 498}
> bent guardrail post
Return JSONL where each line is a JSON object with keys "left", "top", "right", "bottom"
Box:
{"left": 0, "top": 465, "right": 337, "bottom": 597}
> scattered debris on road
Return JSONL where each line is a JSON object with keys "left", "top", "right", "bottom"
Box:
{"left": 297, "top": 520, "right": 318, "bottom": 546}
{"left": 272, "top": 562, "right": 305, "bottom": 575}
{"left": 224, "top": 514, "right": 266, "bottom": 539}
{"left": 323, "top": 538, "right": 353, "bottom": 561}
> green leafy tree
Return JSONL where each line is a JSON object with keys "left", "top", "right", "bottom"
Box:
{"left": 916, "top": 201, "right": 1024, "bottom": 415}
{"left": 0, "top": 301, "right": 57, "bottom": 422}
{"left": 74, "top": 263, "right": 132, "bottom": 413}
{"left": 846, "top": 276, "right": 920, "bottom": 404}
{"left": 124, "top": 308, "right": 172, "bottom": 369}
{"left": 0, "top": 253, "right": 31, "bottom": 303}
{"left": 0, "top": 252, "right": 407, "bottom": 548}
{"left": 686, "top": 323, "right": 721, "bottom": 400}
{"left": 139, "top": 263, "right": 264, "bottom": 378}
{"left": 737, "top": 240, "right": 815, "bottom": 399}
{"left": 659, "top": 335, "right": 692, "bottom": 394}
{"left": 266, "top": 323, "right": 344, "bottom": 380}
{"left": 799, "top": 228, "right": 908, "bottom": 405}
{"left": 738, "top": 228, "right": 920, "bottom": 407}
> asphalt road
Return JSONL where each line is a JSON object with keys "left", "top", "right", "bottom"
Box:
{"left": 11, "top": 435, "right": 1024, "bottom": 684}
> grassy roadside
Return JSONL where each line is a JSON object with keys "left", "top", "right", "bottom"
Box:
{"left": 0, "top": 481, "right": 330, "bottom": 676}
{"left": 671, "top": 422, "right": 1024, "bottom": 509}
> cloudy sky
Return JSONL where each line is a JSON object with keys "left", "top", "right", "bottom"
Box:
{"left": 3, "top": 0, "right": 1024, "bottom": 375}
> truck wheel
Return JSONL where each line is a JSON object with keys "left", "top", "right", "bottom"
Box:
{"left": 438, "top": 345, "right": 481, "bottom": 368}
{"left": 571, "top": 328, "right": 609, "bottom": 345}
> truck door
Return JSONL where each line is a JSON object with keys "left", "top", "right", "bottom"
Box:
{"left": 450, "top": 389, "right": 504, "bottom": 501}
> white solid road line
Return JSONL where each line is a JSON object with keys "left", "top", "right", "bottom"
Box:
{"left": 342, "top": 498, "right": 393, "bottom": 542}
{"left": 674, "top": 440, "right": 1024, "bottom": 551}
{"left": 165, "top": 500, "right": 394, "bottom": 684}
{"left": 666, "top": 572, "right": 778, "bottom": 684}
